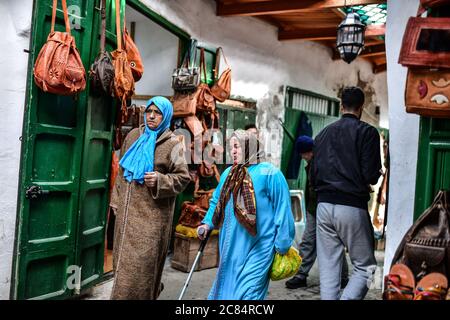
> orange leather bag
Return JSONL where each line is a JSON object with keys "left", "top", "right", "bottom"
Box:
{"left": 111, "top": 0, "right": 135, "bottom": 124}
{"left": 123, "top": 21, "right": 144, "bottom": 82}
{"left": 211, "top": 47, "right": 231, "bottom": 102}
{"left": 33, "top": 0, "right": 86, "bottom": 95}
{"left": 196, "top": 48, "right": 216, "bottom": 113}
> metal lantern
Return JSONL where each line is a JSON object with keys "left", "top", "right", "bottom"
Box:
{"left": 336, "top": 12, "right": 366, "bottom": 64}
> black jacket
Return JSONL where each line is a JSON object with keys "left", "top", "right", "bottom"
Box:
{"left": 311, "top": 114, "right": 382, "bottom": 210}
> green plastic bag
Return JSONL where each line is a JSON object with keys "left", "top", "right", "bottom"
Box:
{"left": 270, "top": 246, "right": 302, "bottom": 281}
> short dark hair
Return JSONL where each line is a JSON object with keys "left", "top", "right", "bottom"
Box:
{"left": 341, "top": 86, "right": 365, "bottom": 112}
{"left": 245, "top": 123, "right": 257, "bottom": 131}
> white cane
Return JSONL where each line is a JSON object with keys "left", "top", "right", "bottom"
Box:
{"left": 178, "top": 226, "right": 211, "bottom": 300}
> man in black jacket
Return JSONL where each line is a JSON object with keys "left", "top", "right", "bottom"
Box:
{"left": 312, "top": 86, "right": 381, "bottom": 300}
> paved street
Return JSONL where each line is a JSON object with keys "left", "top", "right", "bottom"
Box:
{"left": 84, "top": 250, "right": 384, "bottom": 300}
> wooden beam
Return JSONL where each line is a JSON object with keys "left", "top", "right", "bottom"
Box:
{"left": 279, "top": 28, "right": 336, "bottom": 41}
{"left": 279, "top": 24, "right": 385, "bottom": 41}
{"left": 217, "top": 0, "right": 385, "bottom": 17}
{"left": 365, "top": 24, "right": 385, "bottom": 37}
{"left": 332, "top": 43, "right": 385, "bottom": 60}
{"left": 359, "top": 43, "right": 386, "bottom": 58}
{"left": 373, "top": 63, "right": 387, "bottom": 74}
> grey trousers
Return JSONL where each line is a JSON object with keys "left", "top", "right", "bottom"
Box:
{"left": 294, "top": 211, "right": 349, "bottom": 281}
{"left": 316, "top": 202, "right": 377, "bottom": 300}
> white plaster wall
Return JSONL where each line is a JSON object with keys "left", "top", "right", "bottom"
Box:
{"left": 126, "top": 5, "right": 179, "bottom": 96}
{"left": 383, "top": 0, "right": 420, "bottom": 275}
{"left": 0, "top": 0, "right": 33, "bottom": 299}
{"left": 138, "top": 0, "right": 389, "bottom": 167}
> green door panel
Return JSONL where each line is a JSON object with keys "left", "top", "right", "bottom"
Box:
{"left": 414, "top": 118, "right": 450, "bottom": 220}
{"left": 13, "top": 0, "right": 118, "bottom": 299}
{"left": 280, "top": 108, "right": 338, "bottom": 190}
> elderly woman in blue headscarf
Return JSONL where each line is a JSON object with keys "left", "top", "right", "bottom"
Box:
{"left": 198, "top": 129, "right": 295, "bottom": 300}
{"left": 110, "top": 96, "right": 190, "bottom": 300}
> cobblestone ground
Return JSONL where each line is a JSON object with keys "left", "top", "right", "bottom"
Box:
{"left": 84, "top": 251, "right": 384, "bottom": 300}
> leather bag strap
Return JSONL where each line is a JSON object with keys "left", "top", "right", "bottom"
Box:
{"left": 115, "top": 0, "right": 122, "bottom": 50}
{"left": 51, "top": 0, "right": 71, "bottom": 34}
{"left": 100, "top": 0, "right": 107, "bottom": 52}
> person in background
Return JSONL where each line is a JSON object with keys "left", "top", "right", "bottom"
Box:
{"left": 312, "top": 86, "right": 381, "bottom": 300}
{"left": 285, "top": 136, "right": 348, "bottom": 289}
{"left": 197, "top": 130, "right": 295, "bottom": 300}
{"left": 110, "top": 96, "right": 190, "bottom": 300}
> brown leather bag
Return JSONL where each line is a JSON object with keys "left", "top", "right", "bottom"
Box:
{"left": 89, "top": 0, "right": 115, "bottom": 96}
{"left": 211, "top": 47, "right": 231, "bottom": 102}
{"left": 123, "top": 21, "right": 144, "bottom": 82}
{"left": 172, "top": 90, "right": 198, "bottom": 118}
{"left": 392, "top": 190, "right": 450, "bottom": 282}
{"left": 178, "top": 202, "right": 206, "bottom": 228}
{"left": 196, "top": 48, "right": 216, "bottom": 113}
{"left": 111, "top": 0, "right": 135, "bottom": 124}
{"left": 33, "top": 0, "right": 86, "bottom": 95}
{"left": 405, "top": 68, "right": 450, "bottom": 117}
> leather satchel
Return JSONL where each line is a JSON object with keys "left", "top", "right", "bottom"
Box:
{"left": 172, "top": 40, "right": 200, "bottom": 92}
{"left": 399, "top": 10, "right": 450, "bottom": 117}
{"left": 123, "top": 22, "right": 144, "bottom": 82}
{"left": 391, "top": 190, "right": 450, "bottom": 282}
{"left": 172, "top": 90, "right": 198, "bottom": 117}
{"left": 33, "top": 0, "right": 86, "bottom": 95}
{"left": 211, "top": 47, "right": 231, "bottom": 102}
{"left": 196, "top": 48, "right": 216, "bottom": 113}
{"left": 405, "top": 68, "right": 450, "bottom": 117}
{"left": 178, "top": 201, "right": 206, "bottom": 228}
{"left": 89, "top": 0, "right": 114, "bottom": 96}
{"left": 111, "top": 0, "right": 135, "bottom": 124}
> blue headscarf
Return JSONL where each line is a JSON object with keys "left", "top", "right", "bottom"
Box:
{"left": 119, "top": 96, "right": 173, "bottom": 184}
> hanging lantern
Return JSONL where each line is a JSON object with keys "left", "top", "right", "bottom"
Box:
{"left": 336, "top": 12, "right": 366, "bottom": 64}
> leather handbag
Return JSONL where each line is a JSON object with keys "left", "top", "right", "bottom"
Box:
{"left": 178, "top": 201, "right": 206, "bottom": 228}
{"left": 172, "top": 39, "right": 200, "bottom": 92}
{"left": 33, "top": 0, "right": 86, "bottom": 95}
{"left": 399, "top": 7, "right": 450, "bottom": 117}
{"left": 211, "top": 47, "right": 231, "bottom": 102}
{"left": 172, "top": 90, "right": 198, "bottom": 118}
{"left": 123, "top": 20, "right": 144, "bottom": 82}
{"left": 89, "top": 0, "right": 115, "bottom": 96}
{"left": 391, "top": 190, "right": 450, "bottom": 282}
{"left": 196, "top": 48, "right": 216, "bottom": 113}
{"left": 111, "top": 0, "right": 135, "bottom": 124}
{"left": 405, "top": 68, "right": 450, "bottom": 117}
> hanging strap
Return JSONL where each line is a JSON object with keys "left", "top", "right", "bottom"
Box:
{"left": 115, "top": 0, "right": 122, "bottom": 50}
{"left": 51, "top": 0, "right": 71, "bottom": 34}
{"left": 100, "top": 0, "right": 107, "bottom": 52}
{"left": 200, "top": 48, "right": 207, "bottom": 83}
{"left": 214, "top": 47, "right": 230, "bottom": 80}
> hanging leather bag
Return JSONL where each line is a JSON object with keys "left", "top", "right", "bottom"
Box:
{"left": 123, "top": 18, "right": 144, "bottom": 82}
{"left": 399, "top": 5, "right": 450, "bottom": 117}
{"left": 196, "top": 48, "right": 216, "bottom": 113}
{"left": 111, "top": 0, "right": 135, "bottom": 124}
{"left": 172, "top": 39, "right": 200, "bottom": 92}
{"left": 211, "top": 47, "right": 231, "bottom": 102}
{"left": 178, "top": 201, "right": 207, "bottom": 228}
{"left": 391, "top": 190, "right": 450, "bottom": 282}
{"left": 172, "top": 90, "right": 199, "bottom": 118}
{"left": 89, "top": 0, "right": 115, "bottom": 96}
{"left": 33, "top": 0, "right": 86, "bottom": 95}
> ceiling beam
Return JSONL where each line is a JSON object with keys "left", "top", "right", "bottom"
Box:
{"left": 278, "top": 24, "right": 386, "bottom": 41}
{"left": 332, "top": 43, "right": 385, "bottom": 60}
{"left": 217, "top": 0, "right": 385, "bottom": 17}
{"left": 365, "top": 24, "right": 385, "bottom": 37}
{"left": 373, "top": 63, "right": 387, "bottom": 74}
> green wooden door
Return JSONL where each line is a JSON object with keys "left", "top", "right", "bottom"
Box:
{"left": 12, "top": 0, "right": 119, "bottom": 300}
{"left": 414, "top": 118, "right": 450, "bottom": 220}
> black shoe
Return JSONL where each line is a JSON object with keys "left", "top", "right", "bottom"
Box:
{"left": 340, "top": 278, "right": 349, "bottom": 289}
{"left": 285, "top": 277, "right": 307, "bottom": 289}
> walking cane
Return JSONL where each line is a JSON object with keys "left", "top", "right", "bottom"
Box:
{"left": 178, "top": 226, "right": 211, "bottom": 300}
